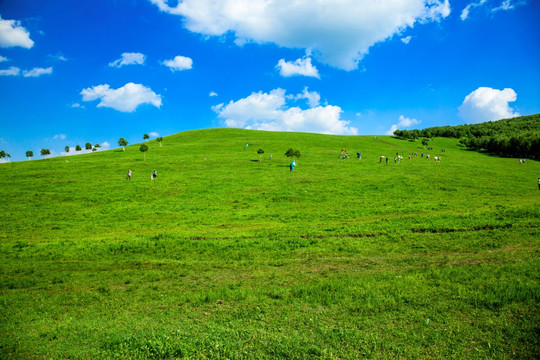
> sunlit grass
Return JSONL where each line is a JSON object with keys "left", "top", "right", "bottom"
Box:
{"left": 0, "top": 129, "right": 539, "bottom": 359}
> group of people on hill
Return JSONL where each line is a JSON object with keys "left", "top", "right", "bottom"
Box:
{"left": 125, "top": 169, "right": 157, "bottom": 180}
{"left": 367, "top": 150, "right": 442, "bottom": 164}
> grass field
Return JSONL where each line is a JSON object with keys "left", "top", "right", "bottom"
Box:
{"left": 1, "top": 128, "right": 539, "bottom": 359}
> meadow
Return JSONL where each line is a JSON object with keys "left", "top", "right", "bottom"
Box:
{"left": 0, "top": 128, "right": 539, "bottom": 359}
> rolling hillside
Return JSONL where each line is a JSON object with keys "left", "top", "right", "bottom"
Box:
{"left": 1, "top": 129, "right": 539, "bottom": 359}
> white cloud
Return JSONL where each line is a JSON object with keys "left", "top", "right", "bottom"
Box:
{"left": 81, "top": 82, "right": 162, "bottom": 112}
{"left": 109, "top": 52, "right": 146, "bottom": 67}
{"left": 0, "top": 55, "right": 7, "bottom": 62}
{"left": 460, "top": 0, "right": 487, "bottom": 20}
{"left": 48, "top": 53, "right": 67, "bottom": 62}
{"left": 162, "top": 55, "right": 193, "bottom": 71}
{"left": 209, "top": 91, "right": 218, "bottom": 97}
{"left": 386, "top": 115, "right": 420, "bottom": 135}
{"left": 71, "top": 103, "right": 85, "bottom": 109}
{"left": 492, "top": 0, "right": 517, "bottom": 13}
{"left": 53, "top": 134, "right": 66, "bottom": 140}
{"left": 287, "top": 87, "right": 321, "bottom": 108}
{"left": 149, "top": 0, "right": 450, "bottom": 70}
{"left": 214, "top": 88, "right": 357, "bottom": 135}
{"left": 458, "top": 87, "right": 519, "bottom": 124}
{"left": 23, "top": 67, "right": 53, "bottom": 77}
{"left": 461, "top": 0, "right": 522, "bottom": 20}
{"left": 401, "top": 36, "right": 412, "bottom": 44}
{"left": 0, "top": 66, "right": 20, "bottom": 76}
{"left": 101, "top": 141, "right": 111, "bottom": 149}
{"left": 149, "top": 132, "right": 160, "bottom": 137}
{"left": 0, "top": 17, "right": 34, "bottom": 48}
{"left": 276, "top": 57, "right": 320, "bottom": 78}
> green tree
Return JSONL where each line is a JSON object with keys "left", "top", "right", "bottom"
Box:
{"left": 257, "top": 148, "right": 264, "bottom": 162}
{"left": 140, "top": 144, "right": 148, "bottom": 160}
{"left": 285, "top": 148, "right": 294, "bottom": 157}
{"left": 40, "top": 149, "right": 50, "bottom": 157}
{"left": 143, "top": 134, "right": 149, "bottom": 141}
{"left": 6, "top": 153, "right": 11, "bottom": 162}
{"left": 421, "top": 139, "right": 429, "bottom": 146}
{"left": 156, "top": 137, "right": 163, "bottom": 147}
{"left": 118, "top": 137, "right": 128, "bottom": 152}
{"left": 26, "top": 150, "right": 33, "bottom": 160}
{"left": 85, "top": 142, "right": 92, "bottom": 150}
{"left": 65, "top": 146, "right": 70, "bottom": 153}
{"left": 75, "top": 145, "right": 82, "bottom": 152}
{"left": 93, "top": 144, "right": 101, "bottom": 152}
{"left": 285, "top": 148, "right": 301, "bottom": 160}
{"left": 0, "top": 150, "right": 5, "bottom": 161}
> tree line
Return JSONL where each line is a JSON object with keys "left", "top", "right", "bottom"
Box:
{"left": 393, "top": 113, "right": 540, "bottom": 158}
{"left": 0, "top": 134, "right": 163, "bottom": 162}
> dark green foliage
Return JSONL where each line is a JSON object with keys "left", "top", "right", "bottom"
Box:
{"left": 257, "top": 148, "right": 264, "bottom": 155}
{"left": 421, "top": 139, "right": 429, "bottom": 146}
{"left": 40, "top": 148, "right": 50, "bottom": 156}
{"left": 140, "top": 144, "right": 148, "bottom": 160}
{"left": 285, "top": 148, "right": 301, "bottom": 159}
{"left": 118, "top": 137, "right": 128, "bottom": 150}
{"left": 75, "top": 145, "right": 82, "bottom": 151}
{"left": 85, "top": 142, "right": 92, "bottom": 150}
{"left": 25, "top": 150, "right": 33, "bottom": 159}
{"left": 0, "top": 150, "right": 5, "bottom": 160}
{"left": 143, "top": 134, "right": 150, "bottom": 141}
{"left": 395, "top": 113, "right": 540, "bottom": 158}
{"left": 65, "top": 146, "right": 70, "bottom": 153}
{"left": 285, "top": 148, "right": 294, "bottom": 157}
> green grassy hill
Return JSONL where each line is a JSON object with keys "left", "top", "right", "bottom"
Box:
{"left": 1, "top": 129, "right": 539, "bottom": 359}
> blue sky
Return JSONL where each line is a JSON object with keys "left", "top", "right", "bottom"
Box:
{"left": 0, "top": 0, "right": 539, "bottom": 161}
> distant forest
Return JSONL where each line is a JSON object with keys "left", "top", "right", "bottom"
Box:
{"left": 393, "top": 113, "right": 540, "bottom": 158}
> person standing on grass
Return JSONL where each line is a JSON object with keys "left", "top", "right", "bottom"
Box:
{"left": 126, "top": 169, "right": 132, "bottom": 180}
{"left": 152, "top": 169, "right": 157, "bottom": 180}
{"left": 290, "top": 160, "right": 296, "bottom": 172}
{"left": 245, "top": 142, "right": 249, "bottom": 150}
{"left": 538, "top": 177, "right": 540, "bottom": 190}
{"left": 386, "top": 157, "right": 388, "bottom": 164}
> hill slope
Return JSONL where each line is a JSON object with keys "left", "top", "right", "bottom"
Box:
{"left": 1, "top": 129, "right": 539, "bottom": 359}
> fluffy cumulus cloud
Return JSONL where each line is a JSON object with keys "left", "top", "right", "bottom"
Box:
{"left": 209, "top": 91, "right": 218, "bottom": 97}
{"left": 149, "top": 132, "right": 160, "bottom": 137}
{"left": 458, "top": 87, "right": 519, "bottom": 124}
{"left": 81, "top": 82, "right": 162, "bottom": 112}
{"left": 287, "top": 87, "right": 321, "bottom": 108}
{"left": 276, "top": 57, "right": 320, "bottom": 78}
{"left": 0, "top": 16, "right": 34, "bottom": 48}
{"left": 149, "top": 0, "right": 450, "bottom": 70}
{"left": 386, "top": 115, "right": 421, "bottom": 135}
{"left": 213, "top": 88, "right": 357, "bottom": 135}
{"left": 0, "top": 55, "right": 7, "bottom": 62}
{"left": 162, "top": 55, "right": 193, "bottom": 71}
{"left": 0, "top": 66, "right": 20, "bottom": 76}
{"left": 109, "top": 52, "right": 146, "bottom": 67}
{"left": 23, "top": 67, "right": 53, "bottom": 77}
